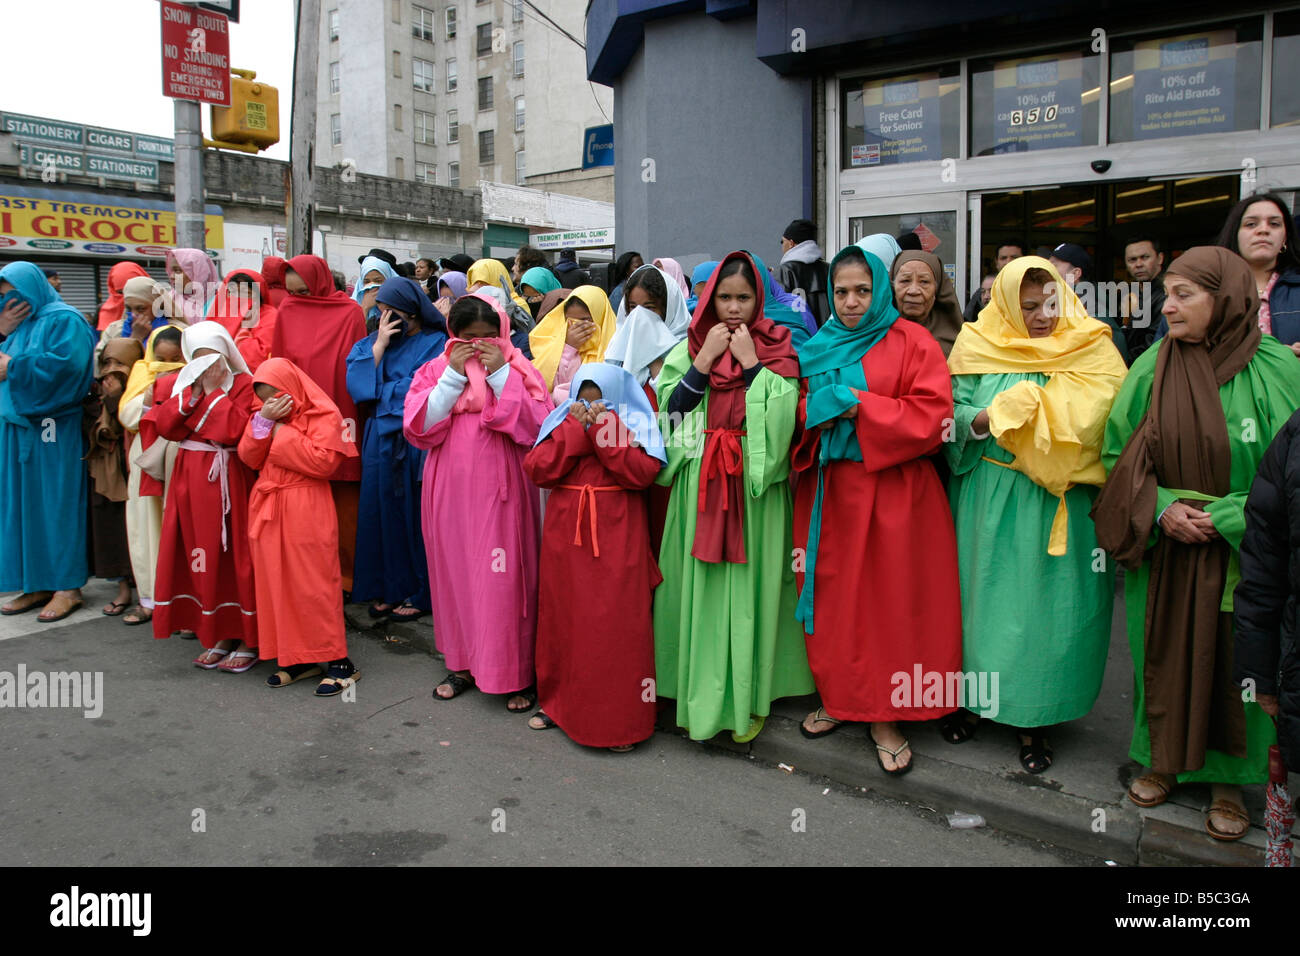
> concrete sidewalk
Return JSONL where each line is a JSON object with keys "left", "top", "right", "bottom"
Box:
{"left": 345, "top": 578, "right": 1291, "bottom": 867}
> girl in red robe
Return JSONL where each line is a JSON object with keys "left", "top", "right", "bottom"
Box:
{"left": 791, "top": 243, "right": 962, "bottom": 775}
{"left": 523, "top": 364, "right": 665, "bottom": 750}
{"left": 151, "top": 323, "right": 259, "bottom": 671}
{"left": 272, "top": 254, "right": 367, "bottom": 592}
{"left": 238, "top": 358, "right": 360, "bottom": 695}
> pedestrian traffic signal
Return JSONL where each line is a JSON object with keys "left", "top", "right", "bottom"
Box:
{"left": 209, "top": 69, "right": 279, "bottom": 152}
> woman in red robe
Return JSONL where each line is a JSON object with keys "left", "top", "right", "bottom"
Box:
{"left": 271, "top": 254, "right": 367, "bottom": 591}
{"left": 239, "top": 358, "right": 359, "bottom": 695}
{"left": 523, "top": 364, "right": 664, "bottom": 750}
{"left": 151, "top": 322, "right": 259, "bottom": 671}
{"left": 205, "top": 269, "right": 279, "bottom": 373}
{"left": 791, "top": 243, "right": 962, "bottom": 774}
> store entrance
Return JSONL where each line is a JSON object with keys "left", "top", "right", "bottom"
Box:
{"left": 976, "top": 174, "right": 1240, "bottom": 285}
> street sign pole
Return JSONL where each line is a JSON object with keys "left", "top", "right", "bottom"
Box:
{"left": 288, "top": 0, "right": 320, "bottom": 257}
{"left": 173, "top": 98, "right": 206, "bottom": 249}
{"left": 161, "top": 0, "right": 232, "bottom": 253}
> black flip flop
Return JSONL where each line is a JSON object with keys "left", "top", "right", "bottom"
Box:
{"left": 367, "top": 602, "right": 393, "bottom": 620}
{"left": 102, "top": 601, "right": 130, "bottom": 617}
{"left": 938, "top": 709, "right": 981, "bottom": 744}
{"left": 1017, "top": 730, "right": 1053, "bottom": 774}
{"left": 528, "top": 711, "right": 556, "bottom": 730}
{"left": 800, "top": 706, "right": 844, "bottom": 740}
{"left": 433, "top": 672, "right": 474, "bottom": 700}
{"left": 389, "top": 601, "right": 427, "bottom": 622}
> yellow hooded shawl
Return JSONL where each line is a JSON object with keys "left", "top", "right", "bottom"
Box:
{"left": 120, "top": 325, "right": 186, "bottom": 425}
{"left": 528, "top": 285, "right": 617, "bottom": 389}
{"left": 948, "top": 256, "right": 1128, "bottom": 554}
{"left": 466, "top": 258, "right": 531, "bottom": 313}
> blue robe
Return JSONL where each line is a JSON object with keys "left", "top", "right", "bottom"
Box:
{"left": 346, "top": 325, "right": 447, "bottom": 608}
{"left": 0, "top": 262, "right": 96, "bottom": 592}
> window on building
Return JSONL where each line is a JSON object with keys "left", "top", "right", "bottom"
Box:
{"left": 1108, "top": 20, "right": 1262, "bottom": 143}
{"left": 478, "top": 75, "right": 493, "bottom": 111}
{"left": 446, "top": 58, "right": 458, "bottom": 92}
{"left": 415, "top": 109, "right": 436, "bottom": 144}
{"left": 392, "top": 50, "right": 402, "bottom": 79}
{"left": 330, "top": 113, "right": 342, "bottom": 146}
{"left": 514, "top": 95, "right": 525, "bottom": 131}
{"left": 329, "top": 61, "right": 340, "bottom": 95}
{"left": 394, "top": 104, "right": 404, "bottom": 131}
{"left": 414, "top": 57, "right": 435, "bottom": 93}
{"left": 392, "top": 0, "right": 401, "bottom": 23}
{"left": 479, "top": 129, "right": 495, "bottom": 165}
{"left": 413, "top": 5, "right": 434, "bottom": 40}
{"left": 447, "top": 109, "right": 459, "bottom": 143}
{"left": 512, "top": 0, "right": 523, "bottom": 24}
{"left": 513, "top": 40, "right": 524, "bottom": 77}
{"left": 515, "top": 149, "right": 526, "bottom": 185}
{"left": 841, "top": 65, "right": 961, "bottom": 169}
{"left": 476, "top": 22, "right": 493, "bottom": 56}
{"left": 416, "top": 161, "right": 437, "bottom": 184}
{"left": 395, "top": 156, "right": 405, "bottom": 178}
{"left": 328, "top": 9, "right": 339, "bottom": 41}
{"left": 449, "top": 161, "right": 460, "bottom": 187}
{"left": 1274, "top": 12, "right": 1300, "bottom": 127}
{"left": 445, "top": 5, "right": 457, "bottom": 38}
{"left": 969, "top": 48, "right": 1101, "bottom": 155}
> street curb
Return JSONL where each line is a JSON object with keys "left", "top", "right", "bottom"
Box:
{"left": 346, "top": 613, "right": 1268, "bottom": 867}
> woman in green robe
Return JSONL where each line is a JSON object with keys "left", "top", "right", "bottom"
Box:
{"left": 1095, "top": 246, "right": 1300, "bottom": 841}
{"left": 944, "top": 257, "right": 1128, "bottom": 772}
{"left": 653, "top": 251, "right": 814, "bottom": 742}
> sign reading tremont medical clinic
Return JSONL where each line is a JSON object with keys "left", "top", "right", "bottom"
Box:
{"left": 160, "top": 0, "right": 231, "bottom": 106}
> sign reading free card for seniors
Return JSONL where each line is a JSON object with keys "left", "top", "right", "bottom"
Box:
{"left": 992, "top": 53, "right": 1084, "bottom": 153}
{"left": 856, "top": 72, "right": 942, "bottom": 166}
{"left": 1131, "top": 30, "right": 1236, "bottom": 141}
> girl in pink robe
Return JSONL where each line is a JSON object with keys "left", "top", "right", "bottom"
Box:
{"left": 402, "top": 292, "right": 554, "bottom": 708}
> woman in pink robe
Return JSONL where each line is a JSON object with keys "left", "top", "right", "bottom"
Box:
{"left": 402, "top": 292, "right": 554, "bottom": 710}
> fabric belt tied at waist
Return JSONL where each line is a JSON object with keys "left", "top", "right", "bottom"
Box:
{"left": 179, "top": 438, "right": 234, "bottom": 552}
{"left": 557, "top": 483, "right": 621, "bottom": 557}
{"left": 699, "top": 427, "right": 746, "bottom": 512}
{"left": 248, "top": 475, "right": 316, "bottom": 537}
{"left": 980, "top": 455, "right": 1073, "bottom": 556}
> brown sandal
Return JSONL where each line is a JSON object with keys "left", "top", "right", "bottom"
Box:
{"left": 1205, "top": 799, "right": 1250, "bottom": 841}
{"left": 1127, "top": 772, "right": 1174, "bottom": 808}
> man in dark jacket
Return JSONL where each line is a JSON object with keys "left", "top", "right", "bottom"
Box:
{"left": 1234, "top": 408, "right": 1300, "bottom": 771}
{"left": 774, "top": 218, "right": 830, "bottom": 326}
{"left": 553, "top": 249, "right": 590, "bottom": 289}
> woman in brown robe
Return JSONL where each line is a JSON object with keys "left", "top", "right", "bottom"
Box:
{"left": 84, "top": 337, "right": 144, "bottom": 614}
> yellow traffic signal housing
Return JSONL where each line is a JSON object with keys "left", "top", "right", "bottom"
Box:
{"left": 210, "top": 69, "right": 280, "bottom": 150}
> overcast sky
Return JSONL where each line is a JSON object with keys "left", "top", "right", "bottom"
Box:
{"left": 5, "top": 0, "right": 296, "bottom": 160}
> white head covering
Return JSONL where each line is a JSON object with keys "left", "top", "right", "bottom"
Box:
{"left": 172, "top": 321, "right": 250, "bottom": 397}
{"left": 605, "top": 264, "right": 691, "bottom": 386}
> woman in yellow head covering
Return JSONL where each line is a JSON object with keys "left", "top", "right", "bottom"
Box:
{"left": 467, "top": 257, "right": 531, "bottom": 313}
{"left": 941, "top": 255, "right": 1127, "bottom": 772}
{"left": 528, "top": 285, "right": 617, "bottom": 401}
{"left": 116, "top": 325, "right": 187, "bottom": 626}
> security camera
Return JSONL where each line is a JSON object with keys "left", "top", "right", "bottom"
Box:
{"left": 1091, "top": 159, "right": 1112, "bottom": 174}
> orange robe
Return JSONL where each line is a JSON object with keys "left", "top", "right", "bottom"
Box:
{"left": 237, "top": 417, "right": 348, "bottom": 665}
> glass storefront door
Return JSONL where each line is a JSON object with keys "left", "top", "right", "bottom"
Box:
{"left": 841, "top": 192, "right": 963, "bottom": 289}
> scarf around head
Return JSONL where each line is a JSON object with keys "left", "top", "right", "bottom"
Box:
{"left": 438, "top": 292, "right": 550, "bottom": 414}
{"left": 353, "top": 256, "right": 397, "bottom": 303}
{"left": 520, "top": 267, "right": 561, "bottom": 296}
{"left": 687, "top": 260, "right": 718, "bottom": 313}
{"left": 653, "top": 257, "right": 690, "bottom": 299}
{"left": 890, "top": 250, "right": 964, "bottom": 357}
{"left": 375, "top": 275, "right": 448, "bottom": 334}
{"left": 436, "top": 271, "right": 468, "bottom": 305}
{"left": 173, "top": 320, "right": 250, "bottom": 398}
{"left": 687, "top": 250, "right": 800, "bottom": 564}
{"left": 119, "top": 275, "right": 173, "bottom": 338}
{"left": 607, "top": 264, "right": 691, "bottom": 385}
{"left": 535, "top": 362, "right": 666, "bottom": 464}
{"left": 122, "top": 325, "right": 186, "bottom": 414}
{"left": 1092, "top": 246, "right": 1261, "bottom": 773}
{"left": 950, "top": 256, "right": 1126, "bottom": 552}
{"left": 793, "top": 244, "right": 898, "bottom": 631}
{"left": 856, "top": 233, "right": 903, "bottom": 273}
{"left": 165, "top": 247, "right": 218, "bottom": 322}
{"left": 253, "top": 357, "right": 357, "bottom": 458}
{"left": 210, "top": 269, "right": 276, "bottom": 338}
{"left": 748, "top": 250, "right": 818, "bottom": 346}
{"left": 98, "top": 262, "right": 150, "bottom": 331}
{"left": 467, "top": 258, "right": 530, "bottom": 313}
{"left": 261, "top": 256, "right": 289, "bottom": 307}
{"left": 529, "top": 285, "right": 617, "bottom": 389}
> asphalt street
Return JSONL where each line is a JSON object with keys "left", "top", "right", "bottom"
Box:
{"left": 1, "top": 581, "right": 1097, "bottom": 866}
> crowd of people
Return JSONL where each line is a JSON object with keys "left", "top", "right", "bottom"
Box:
{"left": 1, "top": 190, "right": 1298, "bottom": 843}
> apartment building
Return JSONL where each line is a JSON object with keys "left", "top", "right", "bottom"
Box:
{"left": 317, "top": 0, "right": 612, "bottom": 202}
